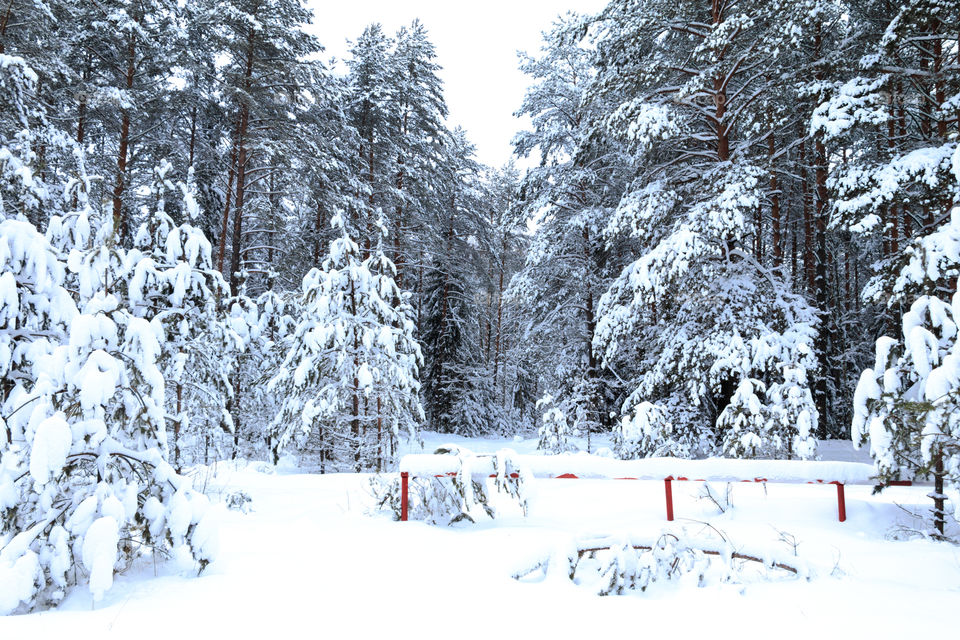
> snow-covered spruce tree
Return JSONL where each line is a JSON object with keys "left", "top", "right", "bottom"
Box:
{"left": 718, "top": 379, "right": 770, "bottom": 459}
{"left": 0, "top": 203, "right": 217, "bottom": 613}
{"left": 767, "top": 364, "right": 818, "bottom": 460}
{"left": 588, "top": 0, "right": 820, "bottom": 455}
{"left": 420, "top": 129, "right": 499, "bottom": 435}
{"left": 270, "top": 214, "right": 423, "bottom": 472}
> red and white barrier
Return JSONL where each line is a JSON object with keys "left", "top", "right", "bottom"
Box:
{"left": 398, "top": 453, "right": 881, "bottom": 523}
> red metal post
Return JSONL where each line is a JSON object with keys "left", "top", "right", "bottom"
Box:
{"left": 401, "top": 471, "right": 409, "bottom": 522}
{"left": 664, "top": 477, "right": 674, "bottom": 521}
{"left": 835, "top": 482, "right": 846, "bottom": 522}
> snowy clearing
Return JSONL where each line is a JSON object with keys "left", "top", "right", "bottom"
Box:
{"left": 1, "top": 434, "right": 957, "bottom": 637}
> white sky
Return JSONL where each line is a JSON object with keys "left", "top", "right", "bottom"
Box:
{"left": 305, "top": 0, "right": 609, "bottom": 169}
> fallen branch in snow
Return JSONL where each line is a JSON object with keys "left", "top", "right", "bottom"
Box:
{"left": 513, "top": 531, "right": 807, "bottom": 592}
{"left": 574, "top": 546, "right": 799, "bottom": 575}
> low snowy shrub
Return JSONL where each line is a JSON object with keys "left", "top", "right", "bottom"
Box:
{"left": 697, "top": 482, "right": 734, "bottom": 514}
{"left": 536, "top": 395, "right": 579, "bottom": 454}
{"left": 225, "top": 490, "right": 253, "bottom": 514}
{"left": 370, "top": 446, "right": 530, "bottom": 524}
{"left": 615, "top": 401, "right": 674, "bottom": 458}
{"left": 368, "top": 473, "right": 485, "bottom": 525}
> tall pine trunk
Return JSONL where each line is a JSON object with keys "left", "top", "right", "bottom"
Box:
{"left": 112, "top": 29, "right": 138, "bottom": 242}
{"left": 769, "top": 129, "right": 782, "bottom": 270}
{"left": 228, "top": 31, "right": 255, "bottom": 295}
{"left": 217, "top": 117, "right": 240, "bottom": 275}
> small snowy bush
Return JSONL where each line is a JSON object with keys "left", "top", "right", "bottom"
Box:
{"left": 536, "top": 394, "right": 579, "bottom": 454}
{"left": 767, "top": 365, "right": 818, "bottom": 460}
{"left": 718, "top": 374, "right": 816, "bottom": 460}
{"left": 615, "top": 401, "right": 674, "bottom": 458}
{"left": 225, "top": 490, "right": 253, "bottom": 514}
{"left": 370, "top": 446, "right": 530, "bottom": 524}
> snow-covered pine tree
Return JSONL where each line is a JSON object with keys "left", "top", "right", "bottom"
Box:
{"left": 511, "top": 13, "right": 625, "bottom": 445}
{"left": 588, "top": 0, "right": 820, "bottom": 455}
{"left": 0, "top": 50, "right": 50, "bottom": 224}
{"left": 853, "top": 144, "right": 960, "bottom": 536}
{"left": 212, "top": 0, "right": 323, "bottom": 294}
{"left": 270, "top": 214, "right": 423, "bottom": 472}
{"left": 389, "top": 20, "right": 448, "bottom": 288}
{"left": 242, "top": 290, "right": 297, "bottom": 456}
{"left": 853, "top": 276, "right": 960, "bottom": 537}
{"left": 347, "top": 23, "right": 401, "bottom": 247}
{"left": 1, "top": 196, "right": 217, "bottom": 613}
{"left": 129, "top": 160, "right": 238, "bottom": 468}
{"left": 819, "top": 0, "right": 960, "bottom": 310}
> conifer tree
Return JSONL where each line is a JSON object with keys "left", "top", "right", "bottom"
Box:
{"left": 270, "top": 214, "right": 422, "bottom": 471}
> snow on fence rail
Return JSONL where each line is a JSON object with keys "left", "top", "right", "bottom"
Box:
{"left": 397, "top": 453, "right": 879, "bottom": 523}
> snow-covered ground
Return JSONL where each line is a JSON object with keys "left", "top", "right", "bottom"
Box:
{"left": 2, "top": 435, "right": 957, "bottom": 638}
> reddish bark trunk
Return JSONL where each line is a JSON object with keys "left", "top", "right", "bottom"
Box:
{"left": 0, "top": 0, "right": 13, "bottom": 53}
{"left": 112, "top": 30, "right": 138, "bottom": 242}
{"left": 493, "top": 236, "right": 505, "bottom": 386}
{"left": 351, "top": 276, "right": 361, "bottom": 471}
{"left": 933, "top": 28, "right": 947, "bottom": 140}
{"left": 228, "top": 32, "right": 256, "bottom": 294}
{"left": 229, "top": 104, "right": 249, "bottom": 294}
{"left": 711, "top": 0, "right": 729, "bottom": 163}
{"left": 769, "top": 131, "right": 782, "bottom": 269}
{"left": 395, "top": 109, "right": 409, "bottom": 288}
{"left": 174, "top": 381, "right": 183, "bottom": 471}
{"left": 217, "top": 119, "right": 240, "bottom": 274}
{"left": 314, "top": 198, "right": 326, "bottom": 266}
{"left": 887, "top": 89, "right": 899, "bottom": 256}
{"left": 188, "top": 102, "right": 198, "bottom": 168}
{"left": 813, "top": 25, "right": 830, "bottom": 440}
{"left": 800, "top": 139, "right": 815, "bottom": 293}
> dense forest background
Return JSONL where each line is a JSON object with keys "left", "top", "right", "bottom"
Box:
{"left": 0, "top": 0, "right": 958, "bottom": 467}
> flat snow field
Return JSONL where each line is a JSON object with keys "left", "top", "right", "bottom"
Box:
{"left": 2, "top": 435, "right": 957, "bottom": 638}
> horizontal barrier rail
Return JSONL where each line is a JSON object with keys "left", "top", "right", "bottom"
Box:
{"left": 398, "top": 453, "right": 886, "bottom": 524}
